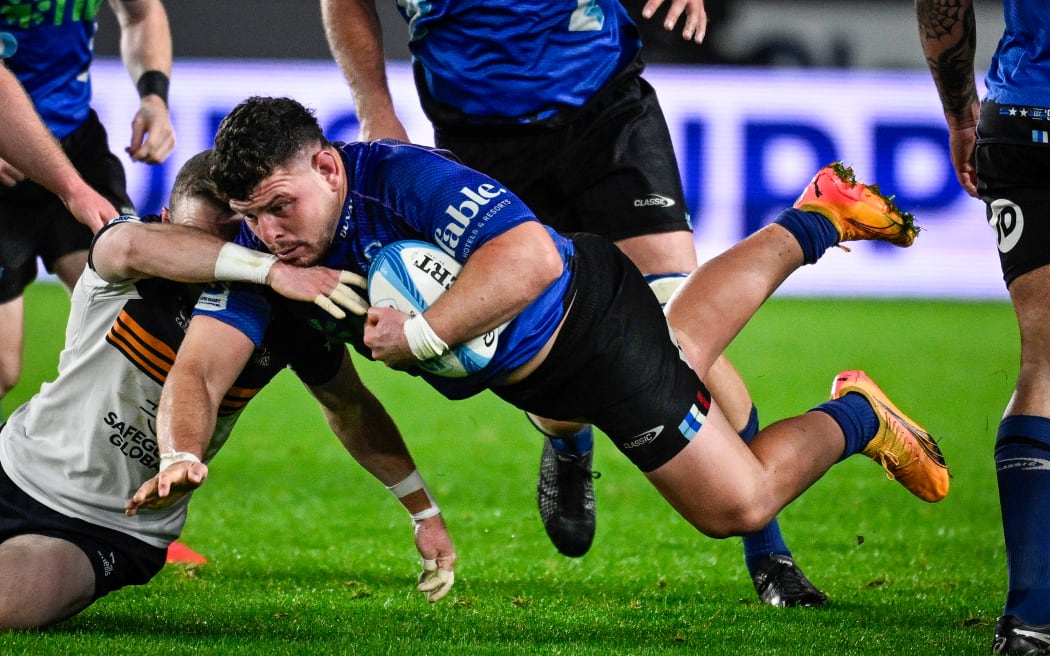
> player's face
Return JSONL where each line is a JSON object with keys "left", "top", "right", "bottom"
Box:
{"left": 229, "top": 149, "right": 342, "bottom": 267}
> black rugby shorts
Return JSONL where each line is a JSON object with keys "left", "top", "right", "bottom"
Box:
{"left": 494, "top": 233, "right": 711, "bottom": 472}
{"left": 0, "top": 110, "right": 134, "bottom": 301}
{"left": 976, "top": 100, "right": 1050, "bottom": 286}
{"left": 0, "top": 461, "right": 165, "bottom": 600}
{"left": 433, "top": 75, "right": 691, "bottom": 244}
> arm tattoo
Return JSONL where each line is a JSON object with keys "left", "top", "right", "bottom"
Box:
{"left": 916, "top": 0, "right": 978, "bottom": 116}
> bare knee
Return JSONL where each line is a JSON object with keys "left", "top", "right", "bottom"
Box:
{"left": 695, "top": 500, "right": 775, "bottom": 539}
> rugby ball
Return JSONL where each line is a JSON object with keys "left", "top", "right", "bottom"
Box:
{"left": 367, "top": 240, "right": 504, "bottom": 378}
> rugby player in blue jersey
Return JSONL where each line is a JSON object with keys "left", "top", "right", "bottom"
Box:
{"left": 918, "top": 1, "right": 1050, "bottom": 652}
{"left": 0, "top": 0, "right": 173, "bottom": 417}
{"left": 316, "top": 0, "right": 818, "bottom": 604}
{"left": 135, "top": 97, "right": 950, "bottom": 610}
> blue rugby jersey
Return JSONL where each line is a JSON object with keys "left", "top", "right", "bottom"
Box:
{"left": 195, "top": 140, "right": 575, "bottom": 400}
{"left": 984, "top": 0, "right": 1050, "bottom": 107}
{"left": 398, "top": 0, "right": 640, "bottom": 122}
{"left": 0, "top": 0, "right": 101, "bottom": 138}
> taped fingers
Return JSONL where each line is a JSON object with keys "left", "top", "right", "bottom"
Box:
{"left": 329, "top": 283, "right": 369, "bottom": 315}
{"left": 313, "top": 270, "right": 369, "bottom": 319}
{"left": 313, "top": 294, "right": 346, "bottom": 320}
{"left": 417, "top": 558, "right": 454, "bottom": 602}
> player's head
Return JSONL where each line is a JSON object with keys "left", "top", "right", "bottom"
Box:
{"left": 211, "top": 96, "right": 332, "bottom": 203}
{"left": 211, "top": 97, "right": 344, "bottom": 267}
{"left": 164, "top": 149, "right": 242, "bottom": 241}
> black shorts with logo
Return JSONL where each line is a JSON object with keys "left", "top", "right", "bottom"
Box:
{"left": 427, "top": 62, "right": 691, "bottom": 244}
{"left": 493, "top": 233, "right": 711, "bottom": 472}
{"left": 0, "top": 461, "right": 166, "bottom": 600}
{"left": 0, "top": 109, "right": 135, "bottom": 301}
{"left": 976, "top": 100, "right": 1050, "bottom": 287}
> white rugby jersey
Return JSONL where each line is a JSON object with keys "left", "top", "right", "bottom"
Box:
{"left": 0, "top": 219, "right": 340, "bottom": 548}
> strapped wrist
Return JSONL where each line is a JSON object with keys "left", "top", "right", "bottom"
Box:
{"left": 213, "top": 242, "right": 278, "bottom": 284}
{"left": 136, "top": 70, "right": 170, "bottom": 106}
{"left": 159, "top": 450, "right": 201, "bottom": 472}
{"left": 403, "top": 314, "right": 449, "bottom": 361}
{"left": 387, "top": 470, "right": 440, "bottom": 520}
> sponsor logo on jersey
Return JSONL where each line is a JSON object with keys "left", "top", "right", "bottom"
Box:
{"left": 633, "top": 194, "right": 676, "bottom": 208}
{"left": 434, "top": 183, "right": 507, "bottom": 255}
{"left": 623, "top": 425, "right": 664, "bottom": 450}
{"left": 103, "top": 410, "right": 160, "bottom": 469}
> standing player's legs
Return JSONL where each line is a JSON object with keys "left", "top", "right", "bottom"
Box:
{"left": 0, "top": 223, "right": 42, "bottom": 419}
{"left": 974, "top": 112, "right": 1050, "bottom": 653}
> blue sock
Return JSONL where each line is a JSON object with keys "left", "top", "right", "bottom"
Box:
{"left": 813, "top": 392, "right": 879, "bottom": 461}
{"left": 737, "top": 405, "right": 793, "bottom": 574}
{"left": 996, "top": 415, "right": 1050, "bottom": 625}
{"left": 548, "top": 425, "right": 594, "bottom": 456}
{"left": 773, "top": 208, "right": 840, "bottom": 264}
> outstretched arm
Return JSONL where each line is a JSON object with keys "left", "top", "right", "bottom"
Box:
{"left": 307, "top": 349, "right": 457, "bottom": 601}
{"left": 916, "top": 0, "right": 980, "bottom": 197}
{"left": 321, "top": 0, "right": 410, "bottom": 142}
{"left": 111, "top": 0, "right": 176, "bottom": 163}
{"left": 91, "top": 220, "right": 368, "bottom": 316}
{"left": 126, "top": 315, "right": 250, "bottom": 514}
{"left": 0, "top": 65, "right": 115, "bottom": 232}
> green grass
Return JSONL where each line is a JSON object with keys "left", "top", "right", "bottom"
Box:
{"left": 1, "top": 283, "right": 1015, "bottom": 655}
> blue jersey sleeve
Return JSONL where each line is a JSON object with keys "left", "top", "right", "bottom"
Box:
{"left": 352, "top": 141, "right": 542, "bottom": 264}
{"left": 192, "top": 282, "right": 272, "bottom": 347}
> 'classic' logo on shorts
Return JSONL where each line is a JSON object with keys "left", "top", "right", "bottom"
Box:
{"left": 624, "top": 425, "right": 664, "bottom": 449}
{"left": 633, "top": 194, "right": 675, "bottom": 208}
{"left": 989, "top": 198, "right": 1023, "bottom": 253}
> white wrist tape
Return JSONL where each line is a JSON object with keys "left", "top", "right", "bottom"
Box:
{"left": 387, "top": 470, "right": 441, "bottom": 521}
{"left": 410, "top": 506, "right": 442, "bottom": 521}
{"left": 159, "top": 450, "right": 201, "bottom": 472}
{"left": 213, "top": 242, "right": 278, "bottom": 284}
{"left": 403, "top": 314, "right": 449, "bottom": 361}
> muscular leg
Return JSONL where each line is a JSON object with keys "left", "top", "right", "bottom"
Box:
{"left": 51, "top": 249, "right": 88, "bottom": 293}
{"left": 648, "top": 220, "right": 901, "bottom": 537}
{"left": 646, "top": 403, "right": 845, "bottom": 538}
{"left": 994, "top": 265, "right": 1050, "bottom": 626}
{"left": 0, "top": 534, "right": 96, "bottom": 629}
{"left": 619, "top": 227, "right": 823, "bottom": 604}
{"left": 666, "top": 223, "right": 805, "bottom": 383}
{"left": 0, "top": 297, "right": 24, "bottom": 404}
{"left": 0, "top": 250, "right": 86, "bottom": 417}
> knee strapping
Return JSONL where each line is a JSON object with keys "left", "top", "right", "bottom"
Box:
{"left": 644, "top": 273, "right": 688, "bottom": 307}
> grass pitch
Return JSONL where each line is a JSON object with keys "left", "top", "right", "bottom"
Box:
{"left": 1, "top": 283, "right": 1014, "bottom": 655}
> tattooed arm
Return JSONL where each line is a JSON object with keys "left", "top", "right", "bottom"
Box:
{"left": 915, "top": 0, "right": 980, "bottom": 196}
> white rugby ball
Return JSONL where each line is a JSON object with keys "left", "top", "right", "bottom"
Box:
{"left": 367, "top": 240, "right": 503, "bottom": 378}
